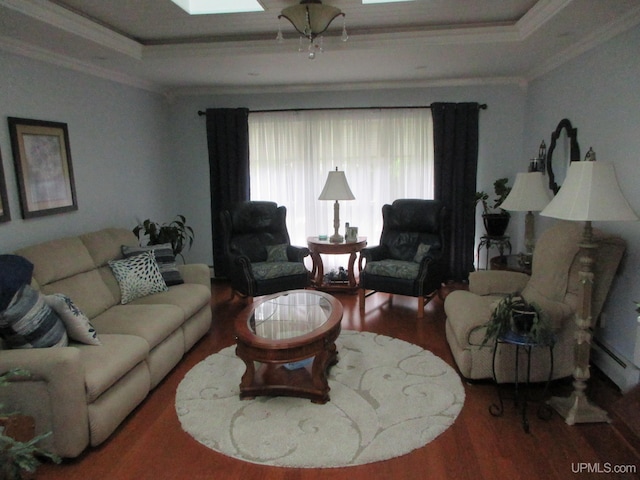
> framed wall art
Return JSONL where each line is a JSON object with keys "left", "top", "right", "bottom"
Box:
{"left": 0, "top": 147, "right": 10, "bottom": 223}
{"left": 8, "top": 117, "right": 78, "bottom": 219}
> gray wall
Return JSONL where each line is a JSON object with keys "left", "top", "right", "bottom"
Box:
{"left": 525, "top": 25, "right": 640, "bottom": 372}
{"left": 0, "top": 50, "right": 173, "bottom": 252}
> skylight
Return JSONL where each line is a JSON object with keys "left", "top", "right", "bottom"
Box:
{"left": 171, "top": 0, "right": 264, "bottom": 15}
{"left": 362, "top": 0, "right": 415, "bottom": 4}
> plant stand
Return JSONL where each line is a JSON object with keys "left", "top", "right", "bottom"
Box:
{"left": 476, "top": 235, "right": 511, "bottom": 270}
{"left": 490, "top": 330, "right": 555, "bottom": 433}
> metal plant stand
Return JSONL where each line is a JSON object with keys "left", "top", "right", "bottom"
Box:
{"left": 490, "top": 330, "right": 555, "bottom": 433}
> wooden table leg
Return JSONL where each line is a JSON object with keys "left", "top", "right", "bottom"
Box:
{"left": 310, "top": 252, "right": 324, "bottom": 287}
{"left": 347, "top": 252, "right": 357, "bottom": 287}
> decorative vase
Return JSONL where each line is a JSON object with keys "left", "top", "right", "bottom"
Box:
{"left": 483, "top": 213, "right": 510, "bottom": 237}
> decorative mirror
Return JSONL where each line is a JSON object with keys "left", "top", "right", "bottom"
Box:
{"left": 546, "top": 118, "right": 580, "bottom": 195}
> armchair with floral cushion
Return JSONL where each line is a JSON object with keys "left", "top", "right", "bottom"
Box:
{"left": 359, "top": 199, "right": 449, "bottom": 318}
{"left": 221, "top": 201, "right": 310, "bottom": 299}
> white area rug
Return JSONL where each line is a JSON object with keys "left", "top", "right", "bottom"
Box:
{"left": 175, "top": 330, "right": 465, "bottom": 468}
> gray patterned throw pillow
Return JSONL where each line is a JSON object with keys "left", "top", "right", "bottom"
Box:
{"left": 0, "top": 284, "right": 68, "bottom": 349}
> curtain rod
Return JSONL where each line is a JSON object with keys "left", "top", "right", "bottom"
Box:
{"left": 197, "top": 103, "right": 487, "bottom": 116}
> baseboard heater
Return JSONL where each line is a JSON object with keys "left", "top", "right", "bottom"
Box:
{"left": 591, "top": 337, "right": 640, "bottom": 393}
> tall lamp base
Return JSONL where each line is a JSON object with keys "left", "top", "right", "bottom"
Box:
{"left": 330, "top": 200, "right": 344, "bottom": 243}
{"left": 548, "top": 393, "right": 610, "bottom": 425}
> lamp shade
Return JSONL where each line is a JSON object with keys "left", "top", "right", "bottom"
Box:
{"left": 540, "top": 161, "right": 638, "bottom": 222}
{"left": 500, "top": 172, "right": 551, "bottom": 212}
{"left": 280, "top": 1, "right": 343, "bottom": 39}
{"left": 318, "top": 169, "right": 355, "bottom": 201}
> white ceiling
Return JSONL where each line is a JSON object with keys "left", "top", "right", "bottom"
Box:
{"left": 1, "top": 0, "right": 639, "bottom": 95}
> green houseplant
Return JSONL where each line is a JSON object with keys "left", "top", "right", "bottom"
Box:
{"left": 133, "top": 215, "right": 194, "bottom": 261}
{"left": 475, "top": 177, "right": 512, "bottom": 237}
{"left": 481, "top": 294, "right": 552, "bottom": 347}
{"left": 1, "top": 369, "right": 61, "bottom": 479}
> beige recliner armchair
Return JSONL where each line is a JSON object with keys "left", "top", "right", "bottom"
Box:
{"left": 444, "top": 221, "right": 625, "bottom": 382}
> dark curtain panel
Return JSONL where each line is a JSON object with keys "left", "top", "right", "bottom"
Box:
{"left": 206, "top": 108, "right": 250, "bottom": 278}
{"left": 432, "top": 102, "right": 480, "bottom": 282}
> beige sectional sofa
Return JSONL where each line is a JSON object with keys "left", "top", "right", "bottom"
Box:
{"left": 0, "top": 228, "right": 212, "bottom": 457}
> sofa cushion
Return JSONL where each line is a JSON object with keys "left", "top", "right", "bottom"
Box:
{"left": 45, "top": 294, "right": 101, "bottom": 346}
{"left": 41, "top": 270, "right": 116, "bottom": 320}
{"left": 80, "top": 228, "right": 137, "bottom": 268}
{"left": 122, "top": 244, "right": 184, "bottom": 286}
{"left": 16, "top": 237, "right": 95, "bottom": 287}
{"left": 128, "top": 283, "right": 211, "bottom": 320}
{"left": 0, "top": 284, "right": 68, "bottom": 348}
{"left": 266, "top": 244, "right": 288, "bottom": 262}
{"left": 251, "top": 261, "right": 308, "bottom": 280}
{"left": 365, "top": 259, "right": 419, "bottom": 280}
{"left": 90, "top": 304, "right": 184, "bottom": 350}
{"left": 76, "top": 333, "right": 149, "bottom": 403}
{"left": 108, "top": 251, "right": 168, "bottom": 304}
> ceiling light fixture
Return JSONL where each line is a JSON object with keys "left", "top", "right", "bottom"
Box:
{"left": 277, "top": 0, "right": 348, "bottom": 59}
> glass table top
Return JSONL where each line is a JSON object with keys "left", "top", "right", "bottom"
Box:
{"left": 249, "top": 291, "right": 333, "bottom": 340}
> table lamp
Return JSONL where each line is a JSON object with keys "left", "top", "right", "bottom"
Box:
{"left": 500, "top": 171, "right": 551, "bottom": 259}
{"left": 318, "top": 167, "right": 355, "bottom": 243}
{"left": 540, "top": 148, "right": 638, "bottom": 424}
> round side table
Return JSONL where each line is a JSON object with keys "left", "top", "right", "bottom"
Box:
{"left": 307, "top": 236, "right": 367, "bottom": 292}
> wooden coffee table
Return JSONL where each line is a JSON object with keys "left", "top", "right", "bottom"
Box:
{"left": 234, "top": 289, "right": 343, "bottom": 404}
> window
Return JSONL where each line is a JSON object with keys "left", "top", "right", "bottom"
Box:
{"left": 249, "top": 108, "right": 434, "bottom": 269}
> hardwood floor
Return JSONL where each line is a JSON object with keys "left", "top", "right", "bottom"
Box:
{"left": 37, "top": 282, "right": 640, "bottom": 479}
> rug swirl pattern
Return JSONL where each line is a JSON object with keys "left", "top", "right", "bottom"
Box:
{"left": 175, "top": 330, "right": 465, "bottom": 468}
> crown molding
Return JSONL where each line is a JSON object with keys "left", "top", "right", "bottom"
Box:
{"left": 167, "top": 76, "right": 527, "bottom": 98}
{"left": 144, "top": 23, "right": 523, "bottom": 61}
{"left": 516, "top": 0, "right": 573, "bottom": 39}
{"left": 526, "top": 3, "right": 640, "bottom": 81}
{"left": 0, "top": 0, "right": 142, "bottom": 59}
{"left": 0, "top": 35, "right": 161, "bottom": 93}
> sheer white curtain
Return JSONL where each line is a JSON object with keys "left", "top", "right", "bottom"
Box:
{"left": 249, "top": 108, "right": 434, "bottom": 271}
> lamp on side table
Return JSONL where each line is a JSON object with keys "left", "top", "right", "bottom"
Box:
{"left": 500, "top": 171, "right": 551, "bottom": 262}
{"left": 318, "top": 167, "right": 355, "bottom": 243}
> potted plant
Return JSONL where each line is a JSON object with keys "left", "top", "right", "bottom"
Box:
{"left": 475, "top": 177, "right": 512, "bottom": 237}
{"left": 481, "top": 294, "right": 552, "bottom": 347}
{"left": 1, "top": 369, "right": 61, "bottom": 479}
{"left": 133, "top": 215, "right": 194, "bottom": 261}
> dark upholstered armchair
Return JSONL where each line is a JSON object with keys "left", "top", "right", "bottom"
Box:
{"left": 359, "top": 199, "right": 448, "bottom": 318}
{"left": 221, "top": 201, "right": 310, "bottom": 299}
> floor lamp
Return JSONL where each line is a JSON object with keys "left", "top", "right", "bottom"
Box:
{"left": 500, "top": 171, "right": 551, "bottom": 259}
{"left": 540, "top": 150, "right": 638, "bottom": 424}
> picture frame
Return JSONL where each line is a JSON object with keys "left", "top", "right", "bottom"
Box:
{"left": 345, "top": 226, "right": 358, "bottom": 243}
{"left": 8, "top": 117, "right": 78, "bottom": 219}
{"left": 0, "top": 147, "right": 10, "bottom": 223}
